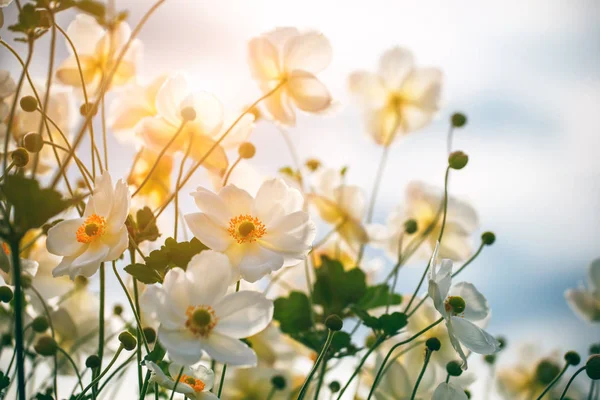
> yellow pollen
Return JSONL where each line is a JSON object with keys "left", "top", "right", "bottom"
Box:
{"left": 2, "top": 243, "right": 9, "bottom": 255}
{"left": 185, "top": 305, "right": 217, "bottom": 337}
{"left": 76, "top": 214, "right": 107, "bottom": 244}
{"left": 227, "top": 214, "right": 266, "bottom": 244}
{"left": 179, "top": 375, "right": 205, "bottom": 392}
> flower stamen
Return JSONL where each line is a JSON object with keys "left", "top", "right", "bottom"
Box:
{"left": 185, "top": 305, "right": 218, "bottom": 337}
{"left": 76, "top": 214, "right": 107, "bottom": 244}
{"left": 227, "top": 214, "right": 266, "bottom": 244}
{"left": 180, "top": 375, "right": 205, "bottom": 392}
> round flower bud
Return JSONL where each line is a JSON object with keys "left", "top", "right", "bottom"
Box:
{"left": 180, "top": 107, "right": 196, "bottom": 121}
{"left": 23, "top": 133, "right": 44, "bottom": 153}
{"left": 535, "top": 359, "right": 560, "bottom": 385}
{"left": 586, "top": 355, "right": 600, "bottom": 380}
{"left": 238, "top": 142, "right": 256, "bottom": 159}
{"left": 481, "top": 232, "right": 496, "bottom": 246}
{"left": 11, "top": 148, "right": 29, "bottom": 168}
{"left": 34, "top": 336, "right": 57, "bottom": 357}
{"left": 325, "top": 315, "right": 343, "bottom": 332}
{"left": 446, "top": 360, "right": 463, "bottom": 376}
{"left": 79, "top": 103, "right": 98, "bottom": 117}
{"left": 447, "top": 296, "right": 466, "bottom": 314}
{"left": 404, "top": 219, "right": 418, "bottom": 234}
{"left": 426, "top": 337, "right": 441, "bottom": 352}
{"left": 564, "top": 351, "right": 581, "bottom": 366}
{"left": 0, "top": 286, "right": 13, "bottom": 303}
{"left": 271, "top": 375, "right": 286, "bottom": 390}
{"left": 143, "top": 327, "right": 156, "bottom": 343}
{"left": 590, "top": 343, "right": 600, "bottom": 355}
{"left": 20, "top": 274, "right": 32, "bottom": 289}
{"left": 329, "top": 381, "right": 341, "bottom": 393}
{"left": 448, "top": 151, "right": 469, "bottom": 170}
{"left": 118, "top": 331, "right": 137, "bottom": 351}
{"left": 484, "top": 354, "right": 496, "bottom": 365}
{"left": 32, "top": 316, "right": 49, "bottom": 333}
{"left": 85, "top": 355, "right": 101, "bottom": 369}
{"left": 1, "top": 334, "right": 12, "bottom": 347}
{"left": 113, "top": 304, "right": 124, "bottom": 316}
{"left": 497, "top": 336, "right": 507, "bottom": 350}
{"left": 451, "top": 113, "right": 467, "bottom": 128}
{"left": 305, "top": 158, "right": 321, "bottom": 172}
{"left": 19, "top": 96, "right": 38, "bottom": 112}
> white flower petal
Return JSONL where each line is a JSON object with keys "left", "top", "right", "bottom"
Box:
{"left": 261, "top": 85, "right": 296, "bottom": 126}
{"left": 450, "top": 316, "right": 500, "bottom": 355}
{"left": 46, "top": 218, "right": 85, "bottom": 256}
{"left": 159, "top": 327, "right": 203, "bottom": 366}
{"left": 190, "top": 187, "right": 232, "bottom": 225}
{"left": 449, "top": 282, "right": 490, "bottom": 321}
{"left": 69, "top": 242, "right": 109, "bottom": 279}
{"left": 107, "top": 179, "right": 130, "bottom": 234}
{"left": 200, "top": 332, "right": 257, "bottom": 366}
{"left": 378, "top": 47, "right": 414, "bottom": 90}
{"left": 248, "top": 36, "right": 281, "bottom": 81}
{"left": 348, "top": 71, "right": 387, "bottom": 110}
{"left": 186, "top": 92, "right": 224, "bottom": 137}
{"left": 432, "top": 383, "right": 468, "bottom": 400}
{"left": 283, "top": 31, "right": 332, "bottom": 74}
{"left": 254, "top": 178, "right": 304, "bottom": 224}
{"left": 141, "top": 285, "right": 186, "bottom": 329}
{"left": 102, "top": 228, "right": 128, "bottom": 261}
{"left": 219, "top": 185, "right": 255, "bottom": 216}
{"left": 155, "top": 74, "right": 190, "bottom": 125}
{"left": 565, "top": 288, "right": 600, "bottom": 322}
{"left": 185, "top": 250, "right": 232, "bottom": 305}
{"left": 286, "top": 70, "right": 332, "bottom": 112}
{"left": 260, "top": 211, "right": 315, "bottom": 265}
{"left": 213, "top": 291, "right": 273, "bottom": 338}
{"left": 234, "top": 244, "right": 284, "bottom": 283}
{"left": 184, "top": 213, "right": 231, "bottom": 252}
{"left": 66, "top": 14, "right": 105, "bottom": 55}
{"left": 90, "top": 172, "right": 114, "bottom": 218}
{"left": 400, "top": 67, "right": 443, "bottom": 111}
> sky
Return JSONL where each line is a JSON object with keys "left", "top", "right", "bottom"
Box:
{"left": 1, "top": 0, "right": 599, "bottom": 398}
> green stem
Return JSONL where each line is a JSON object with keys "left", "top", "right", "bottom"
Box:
{"left": 409, "top": 349, "right": 432, "bottom": 400}
{"left": 139, "top": 370, "right": 152, "bottom": 399}
{"left": 266, "top": 386, "right": 277, "bottom": 400}
{"left": 313, "top": 356, "right": 328, "bottom": 400}
{"left": 29, "top": 285, "right": 58, "bottom": 399}
{"left": 559, "top": 366, "right": 585, "bottom": 400}
{"left": 9, "top": 239, "right": 26, "bottom": 400}
{"left": 336, "top": 337, "right": 385, "bottom": 400}
{"left": 94, "top": 263, "right": 106, "bottom": 398}
{"left": 76, "top": 346, "right": 123, "bottom": 400}
{"left": 169, "top": 366, "right": 184, "bottom": 400}
{"left": 536, "top": 363, "right": 569, "bottom": 400}
{"left": 133, "top": 278, "right": 143, "bottom": 392}
{"left": 298, "top": 329, "right": 335, "bottom": 400}
{"left": 57, "top": 347, "right": 84, "bottom": 391}
{"left": 216, "top": 364, "right": 228, "bottom": 397}
{"left": 96, "top": 351, "right": 137, "bottom": 394}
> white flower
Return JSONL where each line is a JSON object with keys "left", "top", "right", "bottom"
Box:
{"left": 370, "top": 181, "right": 478, "bottom": 262}
{"left": 47, "top": 172, "right": 130, "bottom": 279}
{"left": 221, "top": 366, "right": 296, "bottom": 399}
{"left": 432, "top": 382, "right": 468, "bottom": 400}
{"left": 141, "top": 250, "right": 273, "bottom": 366}
{"left": 0, "top": 70, "right": 17, "bottom": 138}
{"left": 248, "top": 27, "right": 333, "bottom": 126}
{"left": 348, "top": 47, "right": 442, "bottom": 146}
{"left": 184, "top": 178, "right": 316, "bottom": 283}
{"left": 308, "top": 168, "right": 368, "bottom": 253}
{"left": 147, "top": 361, "right": 218, "bottom": 399}
{"left": 428, "top": 245, "right": 500, "bottom": 369}
{"left": 369, "top": 354, "right": 438, "bottom": 400}
{"left": 565, "top": 259, "right": 600, "bottom": 322}
{"left": 57, "top": 14, "right": 141, "bottom": 94}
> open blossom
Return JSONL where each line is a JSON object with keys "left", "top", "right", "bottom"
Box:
{"left": 432, "top": 383, "right": 468, "bottom": 400}
{"left": 565, "top": 258, "right": 600, "bottom": 322}
{"left": 185, "top": 179, "right": 316, "bottom": 283}
{"left": 47, "top": 172, "right": 130, "bottom": 279}
{"left": 371, "top": 181, "right": 478, "bottom": 262}
{"left": 308, "top": 168, "right": 368, "bottom": 253}
{"left": 0, "top": 70, "right": 16, "bottom": 137}
{"left": 248, "top": 27, "right": 333, "bottom": 126}
{"left": 148, "top": 362, "right": 218, "bottom": 399}
{"left": 141, "top": 250, "right": 273, "bottom": 366}
{"left": 428, "top": 245, "right": 500, "bottom": 369}
{"left": 349, "top": 47, "right": 442, "bottom": 146}
{"left": 56, "top": 14, "right": 141, "bottom": 94}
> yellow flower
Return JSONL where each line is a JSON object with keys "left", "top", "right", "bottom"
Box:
{"left": 128, "top": 148, "right": 173, "bottom": 209}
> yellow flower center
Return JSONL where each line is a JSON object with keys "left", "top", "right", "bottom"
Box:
{"left": 227, "top": 214, "right": 266, "bottom": 244}
{"left": 76, "top": 214, "right": 107, "bottom": 244}
{"left": 179, "top": 375, "right": 205, "bottom": 392}
{"left": 185, "top": 305, "right": 217, "bottom": 337}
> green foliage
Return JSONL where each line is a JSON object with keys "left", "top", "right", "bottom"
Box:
{"left": 273, "top": 291, "right": 313, "bottom": 334}
{"left": 356, "top": 284, "right": 403, "bottom": 310}
{"left": 123, "top": 263, "right": 162, "bottom": 285}
{"left": 352, "top": 306, "right": 408, "bottom": 336}
{"left": 313, "top": 256, "right": 367, "bottom": 316}
{"left": 0, "top": 175, "right": 77, "bottom": 239}
{"left": 127, "top": 207, "right": 160, "bottom": 245}
{"left": 0, "top": 371, "right": 9, "bottom": 391}
{"left": 291, "top": 329, "right": 359, "bottom": 359}
{"left": 144, "top": 342, "right": 166, "bottom": 363}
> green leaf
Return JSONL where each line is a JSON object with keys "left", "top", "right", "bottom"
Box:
{"left": 0, "top": 371, "right": 9, "bottom": 390}
{"left": 145, "top": 237, "right": 208, "bottom": 275}
{"left": 124, "top": 263, "right": 162, "bottom": 284}
{"left": 312, "top": 256, "right": 367, "bottom": 315}
{"left": 75, "top": 0, "right": 106, "bottom": 23}
{"left": 273, "top": 291, "right": 313, "bottom": 334}
{"left": 0, "top": 175, "right": 77, "bottom": 237}
{"left": 129, "top": 206, "right": 160, "bottom": 244}
{"left": 356, "top": 284, "right": 403, "bottom": 310}
{"left": 291, "top": 330, "right": 359, "bottom": 359}
{"left": 351, "top": 306, "right": 381, "bottom": 330}
{"left": 379, "top": 312, "right": 408, "bottom": 336}
{"left": 145, "top": 342, "right": 166, "bottom": 363}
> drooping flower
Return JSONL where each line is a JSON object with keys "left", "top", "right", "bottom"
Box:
{"left": 248, "top": 27, "right": 333, "bottom": 126}
{"left": 141, "top": 250, "right": 273, "bottom": 366}
{"left": 565, "top": 259, "right": 600, "bottom": 322}
{"left": 348, "top": 47, "right": 442, "bottom": 146}
{"left": 432, "top": 383, "right": 468, "bottom": 400}
{"left": 371, "top": 181, "right": 478, "bottom": 262}
{"left": 47, "top": 172, "right": 130, "bottom": 279}
{"left": 184, "top": 178, "right": 316, "bottom": 283}
{"left": 147, "top": 361, "right": 218, "bottom": 399}
{"left": 56, "top": 14, "right": 141, "bottom": 94}
{"left": 428, "top": 246, "right": 500, "bottom": 369}
{"left": 308, "top": 168, "right": 368, "bottom": 253}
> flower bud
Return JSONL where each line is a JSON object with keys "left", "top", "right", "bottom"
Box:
{"left": 497, "top": 336, "right": 507, "bottom": 350}
{"left": 79, "top": 103, "right": 98, "bottom": 117}
{"left": 448, "top": 151, "right": 468, "bottom": 170}
{"left": 564, "top": 351, "right": 581, "bottom": 366}
{"left": 446, "top": 360, "right": 463, "bottom": 376}
{"left": 143, "top": 327, "right": 156, "bottom": 343}
{"left": 34, "top": 336, "right": 57, "bottom": 356}
{"left": 19, "top": 96, "right": 38, "bottom": 112}
{"left": 481, "top": 232, "right": 496, "bottom": 246}
{"left": 20, "top": 274, "right": 32, "bottom": 289}
{"left": 329, "top": 381, "right": 341, "bottom": 393}
{"left": 404, "top": 219, "right": 418, "bottom": 234}
{"left": 586, "top": 355, "right": 600, "bottom": 380}
{"left": 535, "top": 359, "right": 560, "bottom": 385}
{"left": 464, "top": 389, "right": 472, "bottom": 399}
{"left": 0, "top": 286, "right": 13, "bottom": 303}
{"left": 11, "top": 148, "right": 29, "bottom": 168}
{"left": 271, "top": 375, "right": 286, "bottom": 390}
{"left": 86, "top": 354, "right": 101, "bottom": 369}
{"left": 484, "top": 354, "right": 496, "bottom": 365}
{"left": 305, "top": 158, "right": 321, "bottom": 172}
{"left": 365, "top": 334, "right": 377, "bottom": 349}
{"left": 180, "top": 107, "right": 196, "bottom": 121}
{"left": 590, "top": 343, "right": 600, "bottom": 355}
{"left": 113, "top": 304, "right": 124, "bottom": 316}
{"left": 426, "top": 337, "right": 441, "bottom": 352}
{"left": 23, "top": 133, "right": 44, "bottom": 153}
{"left": 238, "top": 142, "right": 256, "bottom": 159}
{"left": 325, "top": 315, "right": 343, "bottom": 331}
{"left": 118, "top": 331, "right": 137, "bottom": 351}
{"left": 32, "top": 316, "right": 49, "bottom": 333}
{"left": 451, "top": 113, "right": 467, "bottom": 128}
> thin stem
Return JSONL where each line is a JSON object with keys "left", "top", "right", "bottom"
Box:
{"left": 298, "top": 329, "right": 335, "bottom": 400}
{"left": 536, "top": 363, "right": 569, "bottom": 400}
{"left": 139, "top": 370, "right": 152, "bottom": 400}
{"left": 93, "top": 263, "right": 106, "bottom": 398}
{"left": 559, "top": 366, "right": 585, "bottom": 400}
{"left": 76, "top": 346, "right": 123, "bottom": 400}
{"left": 336, "top": 337, "right": 385, "bottom": 400}
{"left": 222, "top": 156, "right": 242, "bottom": 186}
{"left": 9, "top": 239, "right": 26, "bottom": 400}
{"left": 313, "top": 356, "right": 328, "bottom": 400}
{"left": 410, "top": 349, "right": 432, "bottom": 400}
{"left": 216, "top": 364, "right": 228, "bottom": 397}
{"left": 57, "top": 347, "right": 84, "bottom": 391}
{"left": 96, "top": 351, "right": 137, "bottom": 394}
{"left": 133, "top": 278, "right": 143, "bottom": 392}
{"left": 169, "top": 366, "right": 184, "bottom": 400}
{"left": 266, "top": 386, "right": 277, "bottom": 400}
{"left": 174, "top": 131, "right": 195, "bottom": 240}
